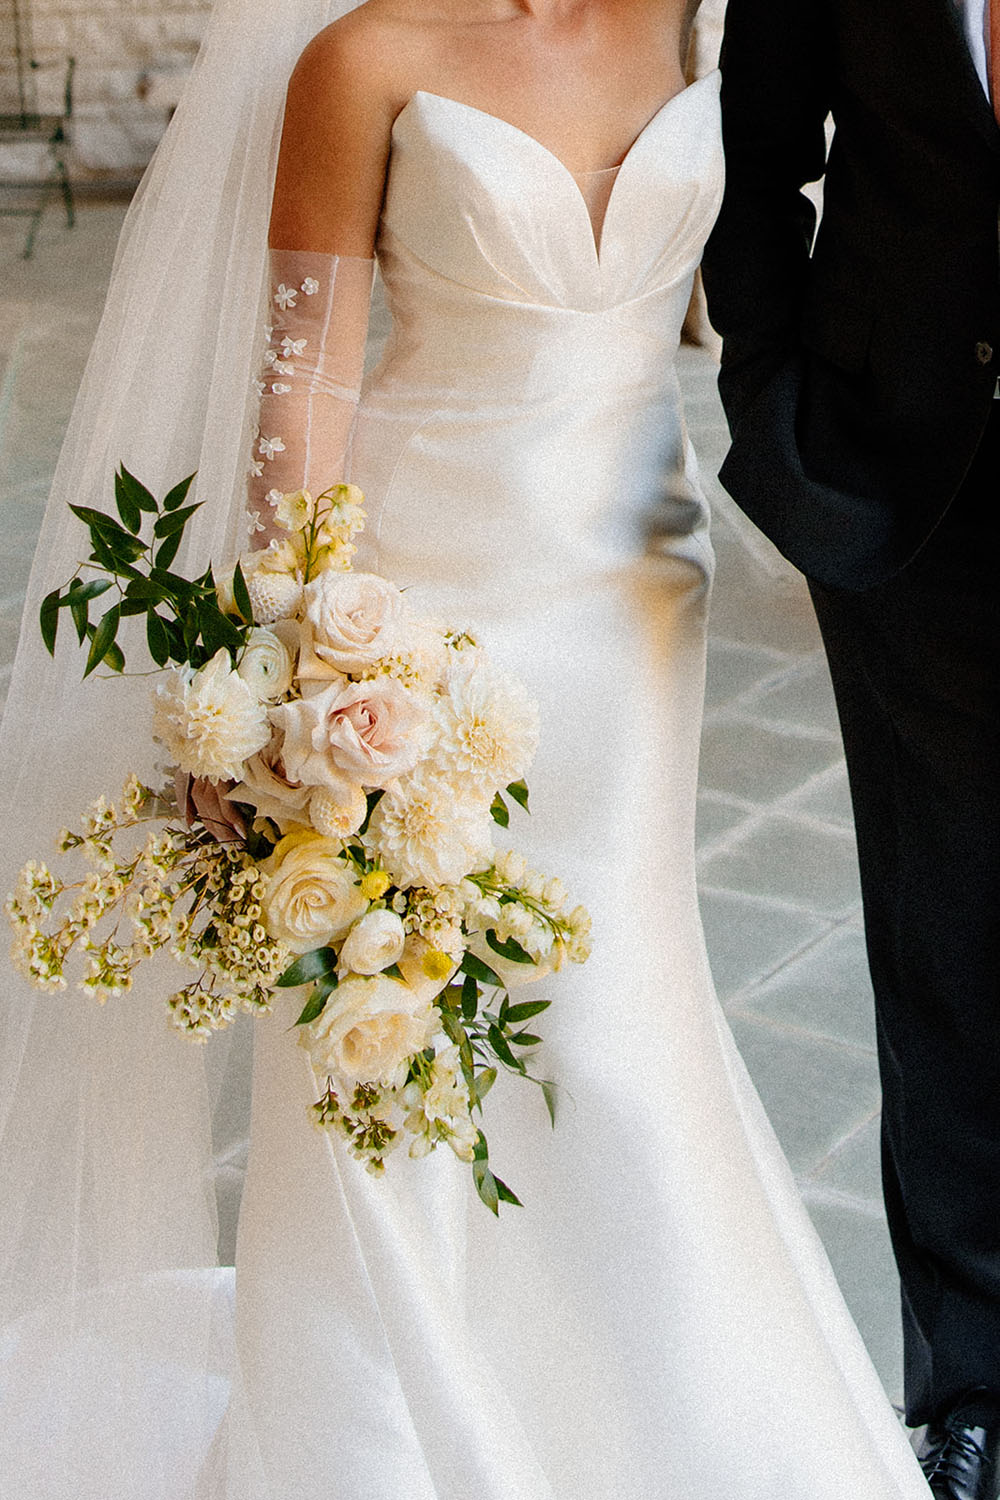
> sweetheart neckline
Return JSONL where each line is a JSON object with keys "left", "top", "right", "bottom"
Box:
{"left": 391, "top": 72, "right": 721, "bottom": 267}
{"left": 395, "top": 72, "right": 720, "bottom": 183}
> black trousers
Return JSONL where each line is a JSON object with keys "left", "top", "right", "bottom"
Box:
{"left": 808, "top": 407, "right": 1000, "bottom": 1427}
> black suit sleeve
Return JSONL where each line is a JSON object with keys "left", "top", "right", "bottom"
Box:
{"left": 701, "top": 0, "right": 833, "bottom": 433}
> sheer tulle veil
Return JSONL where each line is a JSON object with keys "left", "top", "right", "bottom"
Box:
{"left": 0, "top": 1, "right": 359, "bottom": 1493}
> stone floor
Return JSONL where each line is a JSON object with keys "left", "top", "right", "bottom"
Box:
{"left": 0, "top": 199, "right": 903, "bottom": 1409}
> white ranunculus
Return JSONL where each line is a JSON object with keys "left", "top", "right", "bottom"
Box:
{"left": 271, "top": 675, "right": 427, "bottom": 791}
{"left": 366, "top": 772, "right": 494, "bottom": 890}
{"left": 298, "top": 570, "right": 409, "bottom": 679}
{"left": 301, "top": 974, "right": 436, "bottom": 1092}
{"left": 261, "top": 830, "right": 367, "bottom": 953}
{"left": 429, "top": 653, "right": 539, "bottom": 794}
{"left": 153, "top": 648, "right": 270, "bottom": 782}
{"left": 339, "top": 908, "right": 407, "bottom": 976}
{"left": 237, "top": 626, "right": 294, "bottom": 701}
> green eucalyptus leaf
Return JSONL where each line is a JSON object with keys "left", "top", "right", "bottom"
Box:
{"left": 489, "top": 792, "right": 509, "bottom": 828}
{"left": 460, "top": 952, "right": 503, "bottom": 988}
{"left": 153, "top": 501, "right": 202, "bottom": 539}
{"left": 511, "top": 1030, "right": 542, "bottom": 1048}
{"left": 146, "top": 612, "right": 171, "bottom": 667}
{"left": 506, "top": 779, "right": 530, "bottom": 812}
{"left": 198, "top": 602, "right": 244, "bottom": 660}
{"left": 485, "top": 930, "right": 533, "bottom": 964}
{"left": 68, "top": 577, "right": 114, "bottom": 605}
{"left": 148, "top": 567, "right": 197, "bottom": 601}
{"left": 461, "top": 971, "right": 479, "bottom": 1020}
{"left": 473, "top": 1161, "right": 500, "bottom": 1216}
{"left": 39, "top": 589, "right": 61, "bottom": 654}
{"left": 232, "top": 560, "right": 253, "bottom": 623}
{"left": 540, "top": 1079, "right": 558, "bottom": 1127}
{"left": 471, "top": 1066, "right": 496, "bottom": 1106}
{"left": 294, "top": 978, "right": 336, "bottom": 1027}
{"left": 494, "top": 1174, "right": 523, "bottom": 1207}
{"left": 103, "top": 640, "right": 126, "bottom": 674}
{"left": 117, "top": 464, "right": 158, "bottom": 513}
{"left": 487, "top": 1023, "right": 522, "bottom": 1072}
{"left": 162, "top": 472, "right": 196, "bottom": 512}
{"left": 504, "top": 998, "right": 551, "bottom": 1024}
{"left": 69, "top": 594, "right": 90, "bottom": 643}
{"left": 382, "top": 963, "right": 404, "bottom": 982}
{"left": 277, "top": 948, "right": 338, "bottom": 988}
{"left": 83, "top": 605, "right": 121, "bottom": 677}
{"left": 154, "top": 528, "right": 183, "bottom": 572}
{"left": 114, "top": 471, "right": 142, "bottom": 534}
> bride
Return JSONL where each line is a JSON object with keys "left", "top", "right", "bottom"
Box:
{"left": 0, "top": 0, "right": 929, "bottom": 1496}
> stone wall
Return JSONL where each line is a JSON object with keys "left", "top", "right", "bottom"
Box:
{"left": 1, "top": 0, "right": 210, "bottom": 179}
{"left": 1, "top": 0, "right": 728, "bottom": 183}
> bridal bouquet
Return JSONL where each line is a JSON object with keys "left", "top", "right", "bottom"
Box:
{"left": 5, "top": 471, "right": 590, "bottom": 1211}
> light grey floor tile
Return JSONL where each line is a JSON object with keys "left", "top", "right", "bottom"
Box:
{"left": 785, "top": 762, "right": 855, "bottom": 832}
{"left": 703, "top": 637, "right": 788, "bottom": 712}
{"left": 699, "top": 715, "right": 844, "bottom": 804}
{"left": 752, "top": 655, "right": 844, "bottom": 738}
{"left": 812, "top": 1113, "right": 884, "bottom": 1208}
{"left": 695, "top": 791, "right": 754, "bottom": 854}
{"left": 699, "top": 812, "right": 863, "bottom": 917}
{"left": 803, "top": 1193, "right": 904, "bottom": 1409}
{"left": 739, "top": 923, "right": 878, "bottom": 1054}
{"left": 698, "top": 885, "right": 831, "bottom": 1004}
{"left": 727, "top": 1012, "right": 882, "bottom": 1176}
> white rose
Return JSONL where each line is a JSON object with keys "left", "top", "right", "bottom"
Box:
{"left": 301, "top": 974, "right": 436, "bottom": 1091}
{"left": 271, "top": 675, "right": 427, "bottom": 791}
{"left": 298, "top": 571, "right": 409, "bottom": 679}
{"left": 261, "top": 830, "right": 367, "bottom": 953}
{"left": 153, "top": 648, "right": 270, "bottom": 782}
{"left": 339, "top": 908, "right": 407, "bottom": 976}
{"left": 237, "top": 626, "right": 294, "bottom": 701}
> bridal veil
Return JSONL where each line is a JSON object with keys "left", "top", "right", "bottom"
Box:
{"left": 0, "top": 1, "right": 360, "bottom": 1493}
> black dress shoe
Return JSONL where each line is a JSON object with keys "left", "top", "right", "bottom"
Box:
{"left": 916, "top": 1409, "right": 1000, "bottom": 1500}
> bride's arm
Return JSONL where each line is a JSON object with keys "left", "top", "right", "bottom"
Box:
{"left": 247, "top": 26, "right": 397, "bottom": 542}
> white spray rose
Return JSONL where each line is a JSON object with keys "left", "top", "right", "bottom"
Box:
{"left": 261, "top": 830, "right": 367, "bottom": 953}
{"left": 152, "top": 648, "right": 270, "bottom": 782}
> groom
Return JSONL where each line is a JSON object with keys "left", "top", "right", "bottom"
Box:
{"left": 701, "top": 2, "right": 1000, "bottom": 1497}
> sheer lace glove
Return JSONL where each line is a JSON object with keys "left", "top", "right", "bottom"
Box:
{"left": 248, "top": 248, "right": 375, "bottom": 545}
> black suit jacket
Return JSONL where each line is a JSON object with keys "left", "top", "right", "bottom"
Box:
{"left": 701, "top": 0, "right": 1000, "bottom": 590}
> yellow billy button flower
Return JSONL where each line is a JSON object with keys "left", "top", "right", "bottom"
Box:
{"left": 421, "top": 949, "right": 454, "bottom": 984}
{"left": 360, "top": 869, "right": 391, "bottom": 901}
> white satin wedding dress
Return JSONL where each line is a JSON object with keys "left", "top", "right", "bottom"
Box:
{"left": 233, "top": 73, "right": 929, "bottom": 1498}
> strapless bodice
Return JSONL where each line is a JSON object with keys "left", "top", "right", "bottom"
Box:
{"left": 370, "top": 74, "right": 724, "bottom": 405}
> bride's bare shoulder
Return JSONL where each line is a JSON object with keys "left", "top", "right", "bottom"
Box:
{"left": 294, "top": 1, "right": 443, "bottom": 114}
